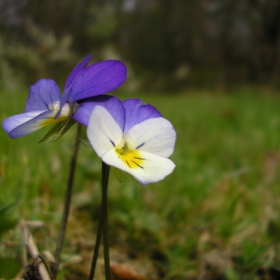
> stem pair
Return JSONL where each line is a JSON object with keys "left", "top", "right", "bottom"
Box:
{"left": 53, "top": 123, "right": 82, "bottom": 276}
{"left": 53, "top": 124, "right": 111, "bottom": 280}
{"left": 88, "top": 162, "right": 111, "bottom": 280}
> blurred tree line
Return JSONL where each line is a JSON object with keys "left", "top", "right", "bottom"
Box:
{"left": 0, "top": 0, "right": 280, "bottom": 91}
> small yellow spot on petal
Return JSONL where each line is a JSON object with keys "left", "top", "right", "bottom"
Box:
{"left": 41, "top": 103, "right": 72, "bottom": 127}
{"left": 115, "top": 145, "right": 144, "bottom": 169}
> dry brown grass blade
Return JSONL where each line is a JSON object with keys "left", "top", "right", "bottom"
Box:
{"left": 21, "top": 221, "right": 51, "bottom": 280}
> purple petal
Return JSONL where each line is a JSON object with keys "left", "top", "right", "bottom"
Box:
{"left": 64, "top": 55, "right": 93, "bottom": 91}
{"left": 2, "top": 110, "right": 56, "bottom": 138}
{"left": 60, "top": 60, "right": 127, "bottom": 108}
{"left": 122, "top": 99, "right": 162, "bottom": 133}
{"left": 25, "top": 79, "right": 61, "bottom": 112}
{"left": 73, "top": 95, "right": 125, "bottom": 130}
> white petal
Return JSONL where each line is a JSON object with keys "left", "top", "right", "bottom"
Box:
{"left": 87, "top": 106, "right": 124, "bottom": 158}
{"left": 5, "top": 109, "right": 68, "bottom": 138}
{"left": 102, "top": 149, "right": 175, "bottom": 185}
{"left": 2, "top": 110, "right": 46, "bottom": 133}
{"left": 125, "top": 117, "right": 176, "bottom": 157}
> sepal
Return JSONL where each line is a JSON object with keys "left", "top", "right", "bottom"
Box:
{"left": 39, "top": 118, "right": 76, "bottom": 143}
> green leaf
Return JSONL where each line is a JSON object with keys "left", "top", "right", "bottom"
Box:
{"left": 0, "top": 193, "right": 21, "bottom": 234}
{"left": 0, "top": 192, "right": 21, "bottom": 216}
{"left": 79, "top": 138, "right": 92, "bottom": 148}
{"left": 0, "top": 217, "right": 18, "bottom": 235}
{"left": 114, "top": 168, "right": 122, "bottom": 183}
{"left": 39, "top": 118, "right": 76, "bottom": 143}
{"left": 0, "top": 257, "right": 21, "bottom": 279}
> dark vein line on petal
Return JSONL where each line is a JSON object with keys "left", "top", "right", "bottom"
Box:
{"left": 136, "top": 143, "right": 145, "bottom": 149}
{"left": 134, "top": 157, "right": 145, "bottom": 160}
{"left": 110, "top": 139, "right": 115, "bottom": 147}
{"left": 132, "top": 160, "right": 143, "bottom": 169}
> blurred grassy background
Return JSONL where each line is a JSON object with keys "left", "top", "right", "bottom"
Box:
{"left": 1, "top": 0, "right": 280, "bottom": 279}
{"left": 1, "top": 1, "right": 280, "bottom": 92}
{"left": 2, "top": 87, "right": 280, "bottom": 279}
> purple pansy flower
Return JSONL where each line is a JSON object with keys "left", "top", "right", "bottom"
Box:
{"left": 2, "top": 55, "right": 127, "bottom": 139}
{"left": 75, "top": 96, "right": 176, "bottom": 185}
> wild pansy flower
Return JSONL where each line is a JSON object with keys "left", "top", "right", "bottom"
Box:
{"left": 2, "top": 55, "right": 127, "bottom": 139}
{"left": 74, "top": 96, "right": 176, "bottom": 185}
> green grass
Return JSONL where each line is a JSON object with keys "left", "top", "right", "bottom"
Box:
{"left": 1, "top": 87, "right": 280, "bottom": 279}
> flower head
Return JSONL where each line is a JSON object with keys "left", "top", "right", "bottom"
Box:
{"left": 2, "top": 55, "right": 127, "bottom": 139}
{"left": 76, "top": 96, "right": 176, "bottom": 185}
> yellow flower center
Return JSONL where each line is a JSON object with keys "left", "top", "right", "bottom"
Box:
{"left": 42, "top": 102, "right": 72, "bottom": 126}
{"left": 115, "top": 142, "right": 144, "bottom": 169}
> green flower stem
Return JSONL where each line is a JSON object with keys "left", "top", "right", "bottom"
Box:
{"left": 88, "top": 161, "right": 111, "bottom": 280}
{"left": 53, "top": 123, "right": 83, "bottom": 276}
{"left": 102, "top": 162, "right": 111, "bottom": 280}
